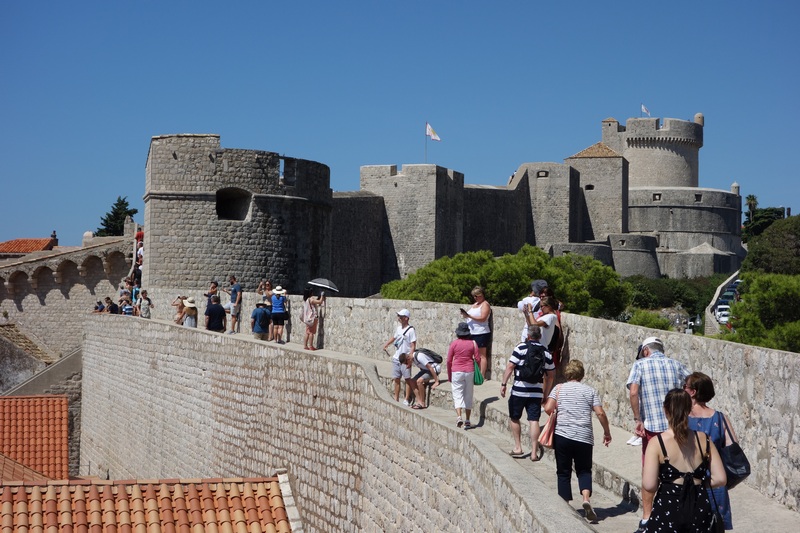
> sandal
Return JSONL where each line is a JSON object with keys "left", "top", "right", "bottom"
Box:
{"left": 411, "top": 404, "right": 426, "bottom": 410}
{"left": 508, "top": 450, "right": 526, "bottom": 458}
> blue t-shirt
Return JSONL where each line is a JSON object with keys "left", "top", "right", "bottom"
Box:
{"left": 271, "top": 294, "right": 286, "bottom": 314}
{"left": 230, "top": 283, "right": 241, "bottom": 305}
{"left": 251, "top": 307, "right": 270, "bottom": 333}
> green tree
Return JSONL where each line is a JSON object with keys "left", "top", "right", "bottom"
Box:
{"left": 381, "top": 244, "right": 630, "bottom": 318}
{"left": 742, "top": 215, "right": 800, "bottom": 275}
{"left": 724, "top": 273, "right": 800, "bottom": 353}
{"left": 742, "top": 206, "right": 785, "bottom": 243}
{"left": 745, "top": 194, "right": 758, "bottom": 221}
{"left": 96, "top": 196, "right": 138, "bottom": 237}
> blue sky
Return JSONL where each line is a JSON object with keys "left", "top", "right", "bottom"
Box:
{"left": 2, "top": 1, "right": 797, "bottom": 246}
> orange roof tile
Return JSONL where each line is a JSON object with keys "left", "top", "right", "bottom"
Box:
{"left": 0, "top": 396, "right": 69, "bottom": 479}
{"left": 0, "top": 239, "right": 56, "bottom": 254}
{"left": 0, "top": 477, "right": 291, "bottom": 532}
{"left": 0, "top": 453, "right": 49, "bottom": 483}
{"left": 567, "top": 141, "right": 621, "bottom": 159}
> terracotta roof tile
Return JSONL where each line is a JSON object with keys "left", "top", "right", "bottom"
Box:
{"left": 0, "top": 478, "right": 290, "bottom": 533}
{"left": 0, "top": 453, "right": 49, "bottom": 483}
{"left": 0, "top": 239, "right": 56, "bottom": 254}
{"left": 567, "top": 141, "right": 621, "bottom": 159}
{"left": 0, "top": 396, "right": 69, "bottom": 480}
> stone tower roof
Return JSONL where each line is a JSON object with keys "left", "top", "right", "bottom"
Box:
{"left": 567, "top": 142, "right": 621, "bottom": 159}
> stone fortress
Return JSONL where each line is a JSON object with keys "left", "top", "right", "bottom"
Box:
{"left": 3, "top": 111, "right": 781, "bottom": 532}
{"left": 143, "top": 112, "right": 744, "bottom": 297}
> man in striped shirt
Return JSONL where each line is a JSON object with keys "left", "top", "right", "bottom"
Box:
{"left": 500, "top": 325, "right": 555, "bottom": 461}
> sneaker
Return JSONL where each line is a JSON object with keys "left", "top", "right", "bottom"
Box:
{"left": 582, "top": 501, "right": 597, "bottom": 522}
{"left": 456, "top": 416, "right": 463, "bottom": 428}
{"left": 633, "top": 519, "right": 647, "bottom": 533}
{"left": 402, "top": 399, "right": 410, "bottom": 406}
{"left": 464, "top": 420, "right": 471, "bottom": 429}
{"left": 227, "top": 331, "right": 236, "bottom": 335}
{"left": 628, "top": 436, "right": 642, "bottom": 446}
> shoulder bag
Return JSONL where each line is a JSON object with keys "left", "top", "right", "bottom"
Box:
{"left": 719, "top": 412, "right": 750, "bottom": 489}
{"left": 538, "top": 385, "right": 560, "bottom": 448}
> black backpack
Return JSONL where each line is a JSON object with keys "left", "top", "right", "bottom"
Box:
{"left": 414, "top": 347, "right": 443, "bottom": 364}
{"left": 516, "top": 342, "right": 547, "bottom": 382}
{"left": 257, "top": 307, "right": 271, "bottom": 329}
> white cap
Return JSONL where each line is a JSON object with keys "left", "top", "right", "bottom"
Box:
{"left": 397, "top": 309, "right": 410, "bottom": 318}
{"left": 641, "top": 336, "right": 664, "bottom": 351}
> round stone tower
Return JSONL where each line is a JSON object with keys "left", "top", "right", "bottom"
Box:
{"left": 143, "top": 134, "right": 332, "bottom": 292}
{"left": 610, "top": 115, "right": 704, "bottom": 188}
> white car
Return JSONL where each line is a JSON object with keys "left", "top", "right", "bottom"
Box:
{"left": 715, "top": 305, "right": 731, "bottom": 322}
{"left": 718, "top": 312, "right": 730, "bottom": 325}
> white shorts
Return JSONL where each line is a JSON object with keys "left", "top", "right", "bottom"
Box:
{"left": 392, "top": 358, "right": 411, "bottom": 380}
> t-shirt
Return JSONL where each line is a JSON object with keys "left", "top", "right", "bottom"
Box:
{"left": 509, "top": 341, "right": 554, "bottom": 398}
{"left": 413, "top": 350, "right": 441, "bottom": 374}
{"left": 107, "top": 303, "right": 119, "bottom": 314}
{"left": 392, "top": 324, "right": 416, "bottom": 361}
{"left": 271, "top": 294, "right": 286, "bottom": 314}
{"left": 517, "top": 295, "right": 540, "bottom": 341}
{"left": 548, "top": 381, "right": 601, "bottom": 445}
{"left": 136, "top": 297, "right": 152, "bottom": 319}
{"left": 251, "top": 307, "right": 270, "bottom": 333}
{"left": 205, "top": 303, "right": 227, "bottom": 331}
{"left": 121, "top": 303, "right": 134, "bottom": 316}
{"left": 229, "top": 283, "right": 241, "bottom": 305}
{"left": 537, "top": 313, "right": 557, "bottom": 348}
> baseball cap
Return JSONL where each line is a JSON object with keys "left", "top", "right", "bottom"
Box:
{"left": 397, "top": 309, "right": 410, "bottom": 318}
{"left": 638, "top": 336, "right": 664, "bottom": 359}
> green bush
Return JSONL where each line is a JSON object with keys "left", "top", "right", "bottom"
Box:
{"left": 627, "top": 310, "right": 673, "bottom": 331}
{"left": 381, "top": 244, "right": 630, "bottom": 318}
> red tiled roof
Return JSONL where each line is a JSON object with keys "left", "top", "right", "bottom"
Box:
{"left": 0, "top": 396, "right": 68, "bottom": 479}
{"left": 0, "top": 477, "right": 292, "bottom": 532}
{"left": 567, "top": 142, "right": 621, "bottom": 159}
{"left": 0, "top": 453, "right": 49, "bottom": 484}
{"left": 0, "top": 239, "right": 56, "bottom": 254}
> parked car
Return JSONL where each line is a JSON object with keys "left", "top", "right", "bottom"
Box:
{"left": 716, "top": 305, "right": 731, "bottom": 322}
{"left": 718, "top": 313, "right": 730, "bottom": 325}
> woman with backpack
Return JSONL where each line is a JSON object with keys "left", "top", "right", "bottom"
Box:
{"left": 302, "top": 287, "right": 325, "bottom": 350}
{"left": 642, "top": 388, "right": 726, "bottom": 532}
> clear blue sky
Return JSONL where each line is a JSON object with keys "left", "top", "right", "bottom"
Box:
{"left": 2, "top": 1, "right": 797, "bottom": 246}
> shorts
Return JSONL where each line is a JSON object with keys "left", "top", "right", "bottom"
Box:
{"left": 413, "top": 363, "right": 440, "bottom": 382}
{"left": 223, "top": 302, "right": 241, "bottom": 315}
{"left": 508, "top": 394, "right": 542, "bottom": 422}
{"left": 253, "top": 332, "right": 269, "bottom": 341}
{"left": 392, "top": 358, "right": 411, "bottom": 380}
{"left": 472, "top": 332, "right": 491, "bottom": 348}
{"left": 306, "top": 321, "right": 318, "bottom": 334}
{"left": 272, "top": 312, "right": 285, "bottom": 326}
{"left": 642, "top": 429, "right": 660, "bottom": 463}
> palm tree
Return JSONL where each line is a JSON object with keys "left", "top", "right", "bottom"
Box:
{"left": 745, "top": 194, "right": 758, "bottom": 222}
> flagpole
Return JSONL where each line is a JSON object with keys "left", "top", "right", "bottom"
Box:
{"left": 424, "top": 123, "right": 428, "bottom": 163}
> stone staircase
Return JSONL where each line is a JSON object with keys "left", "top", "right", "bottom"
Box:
{"left": 0, "top": 323, "right": 58, "bottom": 363}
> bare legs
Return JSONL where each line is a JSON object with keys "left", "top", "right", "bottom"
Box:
{"left": 510, "top": 418, "right": 540, "bottom": 459}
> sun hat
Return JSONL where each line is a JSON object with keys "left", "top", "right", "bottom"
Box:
{"left": 183, "top": 297, "right": 197, "bottom": 308}
{"left": 255, "top": 301, "right": 266, "bottom": 307}
{"left": 455, "top": 322, "right": 471, "bottom": 337}
{"left": 273, "top": 286, "right": 287, "bottom": 295}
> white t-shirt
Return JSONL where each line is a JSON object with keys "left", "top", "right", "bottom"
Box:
{"left": 517, "top": 295, "right": 540, "bottom": 342}
{"left": 392, "top": 324, "right": 416, "bottom": 361}
{"left": 537, "top": 313, "right": 557, "bottom": 348}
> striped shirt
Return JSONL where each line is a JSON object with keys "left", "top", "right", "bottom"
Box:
{"left": 548, "top": 381, "right": 601, "bottom": 445}
{"left": 509, "top": 341, "right": 555, "bottom": 398}
{"left": 626, "top": 352, "right": 690, "bottom": 433}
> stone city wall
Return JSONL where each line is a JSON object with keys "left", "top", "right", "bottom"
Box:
{"left": 0, "top": 330, "right": 46, "bottom": 393}
{"left": 329, "top": 192, "right": 385, "bottom": 297}
{"left": 80, "top": 314, "right": 590, "bottom": 532}
{"left": 141, "top": 290, "right": 799, "bottom": 508}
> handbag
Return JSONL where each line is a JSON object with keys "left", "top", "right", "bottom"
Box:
{"left": 473, "top": 359, "right": 484, "bottom": 385}
{"left": 719, "top": 413, "right": 750, "bottom": 489}
{"left": 538, "top": 385, "right": 560, "bottom": 448}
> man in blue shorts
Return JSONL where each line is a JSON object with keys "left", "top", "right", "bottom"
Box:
{"left": 500, "top": 325, "right": 554, "bottom": 462}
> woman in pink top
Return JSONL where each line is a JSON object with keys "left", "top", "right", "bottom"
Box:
{"left": 447, "top": 322, "right": 480, "bottom": 429}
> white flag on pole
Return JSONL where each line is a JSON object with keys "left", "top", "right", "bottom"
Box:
{"left": 641, "top": 104, "right": 651, "bottom": 117}
{"left": 426, "top": 122, "right": 441, "bottom": 141}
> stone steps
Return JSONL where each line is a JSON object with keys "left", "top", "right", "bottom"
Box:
{"left": 0, "top": 323, "right": 58, "bottom": 363}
